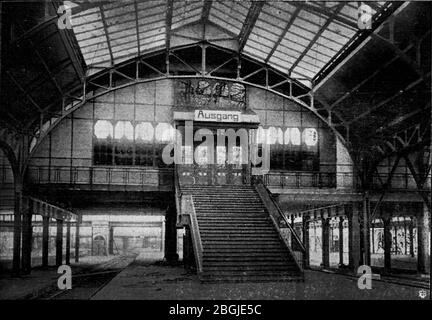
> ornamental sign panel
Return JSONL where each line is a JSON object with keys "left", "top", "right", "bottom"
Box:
{"left": 175, "top": 79, "right": 246, "bottom": 110}
{"left": 194, "top": 110, "right": 242, "bottom": 123}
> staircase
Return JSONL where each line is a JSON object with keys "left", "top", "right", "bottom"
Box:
{"left": 180, "top": 184, "right": 303, "bottom": 282}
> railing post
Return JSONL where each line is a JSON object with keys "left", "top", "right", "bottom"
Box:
{"left": 302, "top": 215, "right": 310, "bottom": 268}
{"left": 42, "top": 216, "right": 50, "bottom": 268}
{"left": 75, "top": 215, "right": 81, "bottom": 262}
{"left": 65, "top": 220, "right": 71, "bottom": 265}
{"left": 56, "top": 219, "right": 63, "bottom": 266}
{"left": 338, "top": 216, "right": 345, "bottom": 267}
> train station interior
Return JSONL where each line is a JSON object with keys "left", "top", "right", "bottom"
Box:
{"left": 0, "top": 0, "right": 430, "bottom": 300}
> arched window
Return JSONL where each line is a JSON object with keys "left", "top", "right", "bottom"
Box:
{"left": 290, "top": 128, "right": 301, "bottom": 145}
{"left": 114, "top": 121, "right": 134, "bottom": 165}
{"left": 256, "top": 126, "right": 266, "bottom": 144}
{"left": 155, "top": 123, "right": 175, "bottom": 143}
{"left": 284, "top": 128, "right": 290, "bottom": 145}
{"left": 94, "top": 120, "right": 113, "bottom": 139}
{"left": 267, "top": 127, "right": 278, "bottom": 145}
{"left": 135, "top": 122, "right": 154, "bottom": 142}
{"left": 155, "top": 123, "right": 175, "bottom": 167}
{"left": 114, "top": 121, "right": 134, "bottom": 140}
{"left": 304, "top": 128, "right": 318, "bottom": 146}
{"left": 93, "top": 120, "right": 113, "bottom": 165}
{"left": 135, "top": 122, "right": 154, "bottom": 167}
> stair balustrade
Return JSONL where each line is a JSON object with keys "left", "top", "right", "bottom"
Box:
{"left": 254, "top": 180, "right": 306, "bottom": 272}
{"left": 181, "top": 194, "right": 203, "bottom": 275}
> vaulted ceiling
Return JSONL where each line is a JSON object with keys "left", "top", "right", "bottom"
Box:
{"left": 0, "top": 1, "right": 430, "bottom": 166}
{"left": 70, "top": 0, "right": 390, "bottom": 87}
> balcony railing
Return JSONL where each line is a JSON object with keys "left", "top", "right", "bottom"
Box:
{"left": 262, "top": 171, "right": 337, "bottom": 189}
{"left": 26, "top": 165, "right": 174, "bottom": 190}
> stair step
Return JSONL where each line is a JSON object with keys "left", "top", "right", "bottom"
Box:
{"left": 177, "top": 183, "right": 303, "bottom": 283}
{"left": 202, "top": 241, "right": 282, "bottom": 246}
{"left": 200, "top": 226, "right": 274, "bottom": 234}
{"left": 203, "top": 256, "right": 290, "bottom": 262}
{"left": 200, "top": 274, "right": 303, "bottom": 283}
{"left": 202, "top": 265, "right": 298, "bottom": 272}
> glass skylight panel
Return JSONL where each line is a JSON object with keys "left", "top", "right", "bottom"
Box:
{"left": 321, "top": 29, "right": 350, "bottom": 47}
{"left": 244, "top": 45, "right": 271, "bottom": 60}
{"left": 289, "top": 25, "right": 317, "bottom": 42}
{"left": 103, "top": 4, "right": 135, "bottom": 19}
{"left": 250, "top": 27, "right": 279, "bottom": 44}
{"left": 298, "top": 55, "right": 326, "bottom": 70}
{"left": 303, "top": 52, "right": 328, "bottom": 66}
{"left": 262, "top": 4, "right": 292, "bottom": 22}
{"left": 296, "top": 61, "right": 321, "bottom": 74}
{"left": 279, "top": 38, "right": 307, "bottom": 55}
{"left": 140, "top": 38, "right": 165, "bottom": 53}
{"left": 140, "top": 32, "right": 166, "bottom": 45}
{"left": 247, "top": 33, "right": 276, "bottom": 49}
{"left": 293, "top": 65, "right": 315, "bottom": 79}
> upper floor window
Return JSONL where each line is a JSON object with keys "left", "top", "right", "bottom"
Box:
{"left": 94, "top": 120, "right": 113, "bottom": 139}
{"left": 155, "top": 123, "right": 175, "bottom": 143}
{"left": 114, "top": 121, "right": 134, "bottom": 140}
{"left": 93, "top": 120, "right": 174, "bottom": 167}
{"left": 304, "top": 128, "right": 318, "bottom": 147}
{"left": 135, "top": 122, "right": 154, "bottom": 142}
{"left": 290, "top": 128, "right": 301, "bottom": 146}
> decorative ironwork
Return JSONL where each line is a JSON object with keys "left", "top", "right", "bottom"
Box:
{"left": 175, "top": 79, "right": 246, "bottom": 110}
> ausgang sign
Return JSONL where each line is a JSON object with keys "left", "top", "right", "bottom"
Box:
{"left": 194, "top": 110, "right": 241, "bottom": 123}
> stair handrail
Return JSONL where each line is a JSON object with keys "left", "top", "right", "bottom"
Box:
{"left": 182, "top": 194, "right": 203, "bottom": 274}
{"left": 254, "top": 180, "right": 306, "bottom": 272}
{"left": 264, "top": 186, "right": 306, "bottom": 254}
{"left": 174, "top": 165, "right": 182, "bottom": 225}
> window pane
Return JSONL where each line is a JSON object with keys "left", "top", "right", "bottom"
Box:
{"left": 267, "top": 127, "right": 284, "bottom": 145}
{"left": 135, "top": 122, "right": 154, "bottom": 141}
{"left": 256, "top": 126, "right": 266, "bottom": 144}
{"left": 195, "top": 146, "right": 209, "bottom": 165}
{"left": 304, "top": 128, "right": 318, "bottom": 146}
{"left": 267, "top": 127, "right": 278, "bottom": 144}
{"left": 114, "top": 121, "right": 134, "bottom": 140}
{"left": 94, "top": 120, "right": 113, "bottom": 139}
{"left": 155, "top": 123, "right": 175, "bottom": 142}
{"left": 284, "top": 128, "right": 290, "bottom": 145}
{"left": 291, "top": 128, "right": 301, "bottom": 145}
{"left": 217, "top": 146, "right": 226, "bottom": 165}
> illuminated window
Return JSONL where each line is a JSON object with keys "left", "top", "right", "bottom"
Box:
{"left": 216, "top": 146, "right": 226, "bottom": 165}
{"left": 114, "top": 121, "right": 134, "bottom": 140}
{"left": 284, "top": 128, "right": 290, "bottom": 145}
{"left": 155, "top": 123, "right": 175, "bottom": 168}
{"left": 135, "top": 122, "right": 154, "bottom": 167}
{"left": 155, "top": 123, "right": 175, "bottom": 142}
{"left": 93, "top": 120, "right": 113, "bottom": 165}
{"left": 268, "top": 127, "right": 284, "bottom": 144}
{"left": 304, "top": 128, "right": 318, "bottom": 146}
{"left": 182, "top": 146, "right": 193, "bottom": 164}
{"left": 256, "top": 126, "right": 266, "bottom": 144}
{"left": 290, "top": 128, "right": 301, "bottom": 145}
{"left": 135, "top": 122, "right": 154, "bottom": 142}
{"left": 231, "top": 146, "right": 243, "bottom": 166}
{"left": 195, "top": 146, "right": 210, "bottom": 165}
{"left": 94, "top": 120, "right": 113, "bottom": 139}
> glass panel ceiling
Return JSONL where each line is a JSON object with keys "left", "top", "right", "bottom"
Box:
{"left": 68, "top": 0, "right": 388, "bottom": 87}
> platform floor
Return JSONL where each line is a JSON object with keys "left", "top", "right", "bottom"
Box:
{"left": 92, "top": 260, "right": 429, "bottom": 300}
